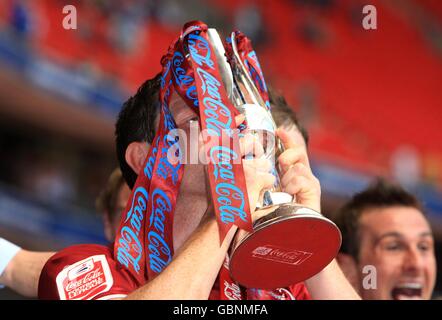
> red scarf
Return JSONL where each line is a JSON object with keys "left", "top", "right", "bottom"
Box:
{"left": 114, "top": 21, "right": 291, "bottom": 300}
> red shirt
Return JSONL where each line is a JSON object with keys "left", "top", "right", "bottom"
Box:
{"left": 38, "top": 243, "right": 311, "bottom": 300}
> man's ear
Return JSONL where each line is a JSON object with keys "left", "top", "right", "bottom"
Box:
{"left": 125, "top": 141, "right": 149, "bottom": 175}
{"left": 336, "top": 252, "right": 360, "bottom": 292}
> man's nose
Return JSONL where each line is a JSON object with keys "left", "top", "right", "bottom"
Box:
{"left": 402, "top": 247, "right": 424, "bottom": 274}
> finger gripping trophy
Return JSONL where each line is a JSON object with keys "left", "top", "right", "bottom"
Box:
{"left": 206, "top": 28, "right": 342, "bottom": 289}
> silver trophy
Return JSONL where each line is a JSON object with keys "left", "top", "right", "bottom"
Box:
{"left": 207, "top": 29, "right": 341, "bottom": 289}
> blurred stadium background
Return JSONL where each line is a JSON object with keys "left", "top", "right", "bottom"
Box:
{"left": 0, "top": 0, "right": 441, "bottom": 298}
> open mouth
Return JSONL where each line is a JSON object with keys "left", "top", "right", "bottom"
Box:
{"left": 391, "top": 283, "right": 423, "bottom": 300}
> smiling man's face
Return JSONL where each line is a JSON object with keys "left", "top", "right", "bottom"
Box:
{"left": 357, "top": 206, "right": 436, "bottom": 300}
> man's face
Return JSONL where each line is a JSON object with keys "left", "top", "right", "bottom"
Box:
{"left": 169, "top": 93, "right": 207, "bottom": 200}
{"left": 356, "top": 206, "right": 436, "bottom": 300}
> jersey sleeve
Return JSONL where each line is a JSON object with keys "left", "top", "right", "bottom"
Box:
{"left": 38, "top": 244, "right": 137, "bottom": 300}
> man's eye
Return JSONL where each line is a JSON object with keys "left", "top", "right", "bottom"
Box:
{"left": 418, "top": 242, "right": 432, "bottom": 252}
{"left": 385, "top": 243, "right": 403, "bottom": 251}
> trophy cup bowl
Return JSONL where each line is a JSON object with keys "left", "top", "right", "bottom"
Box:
{"left": 207, "top": 28, "right": 342, "bottom": 289}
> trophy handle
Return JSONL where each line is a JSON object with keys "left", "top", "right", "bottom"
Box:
{"left": 229, "top": 32, "right": 287, "bottom": 188}
{"left": 207, "top": 29, "right": 292, "bottom": 207}
{"left": 207, "top": 29, "right": 235, "bottom": 101}
{"left": 230, "top": 33, "right": 267, "bottom": 110}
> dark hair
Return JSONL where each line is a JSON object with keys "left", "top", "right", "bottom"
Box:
{"left": 268, "top": 86, "right": 309, "bottom": 146}
{"left": 115, "top": 73, "right": 162, "bottom": 189}
{"left": 95, "top": 168, "right": 125, "bottom": 222}
{"left": 115, "top": 74, "right": 308, "bottom": 189}
{"left": 332, "top": 177, "right": 425, "bottom": 260}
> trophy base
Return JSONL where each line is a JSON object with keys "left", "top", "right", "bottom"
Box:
{"left": 229, "top": 203, "right": 341, "bottom": 289}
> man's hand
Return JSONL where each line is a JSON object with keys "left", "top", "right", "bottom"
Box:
{"left": 277, "top": 128, "right": 321, "bottom": 213}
